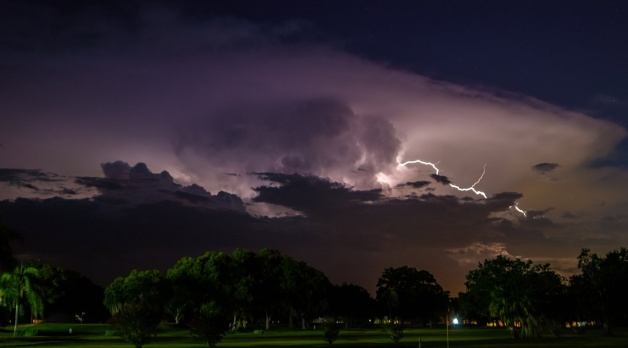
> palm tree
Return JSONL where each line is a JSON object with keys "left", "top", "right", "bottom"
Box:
{"left": 0, "top": 264, "right": 44, "bottom": 334}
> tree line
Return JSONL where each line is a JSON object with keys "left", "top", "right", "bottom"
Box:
{"left": 459, "top": 248, "right": 628, "bottom": 338}
{"left": 101, "top": 247, "right": 628, "bottom": 346}
{"left": 0, "top": 218, "right": 627, "bottom": 345}
{"left": 103, "top": 248, "right": 450, "bottom": 347}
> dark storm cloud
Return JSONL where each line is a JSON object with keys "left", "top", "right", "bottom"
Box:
{"left": 531, "top": 162, "right": 560, "bottom": 175}
{"left": 0, "top": 169, "right": 61, "bottom": 187}
{"left": 489, "top": 192, "right": 524, "bottom": 202}
{"left": 1, "top": 168, "right": 403, "bottom": 289}
{"left": 253, "top": 172, "right": 531, "bottom": 248}
{"left": 0, "top": 169, "right": 86, "bottom": 198}
{"left": 251, "top": 172, "right": 552, "bottom": 290}
{"left": 397, "top": 181, "right": 431, "bottom": 189}
{"left": 0, "top": 196, "right": 266, "bottom": 286}
{"left": 78, "top": 161, "right": 246, "bottom": 212}
{"left": 253, "top": 173, "right": 381, "bottom": 216}
{"left": 0, "top": 162, "right": 260, "bottom": 285}
{"left": 430, "top": 174, "right": 452, "bottom": 185}
{"left": 248, "top": 171, "right": 545, "bottom": 289}
{"left": 101, "top": 161, "right": 132, "bottom": 180}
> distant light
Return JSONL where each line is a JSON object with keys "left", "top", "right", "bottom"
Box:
{"left": 452, "top": 318, "right": 459, "bottom": 325}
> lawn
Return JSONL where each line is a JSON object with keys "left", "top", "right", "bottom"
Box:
{"left": 0, "top": 323, "right": 626, "bottom": 347}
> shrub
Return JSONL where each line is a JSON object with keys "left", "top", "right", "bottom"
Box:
{"left": 108, "top": 303, "right": 162, "bottom": 348}
{"left": 386, "top": 323, "right": 404, "bottom": 343}
{"left": 322, "top": 322, "right": 340, "bottom": 344}
{"left": 189, "top": 302, "right": 230, "bottom": 348}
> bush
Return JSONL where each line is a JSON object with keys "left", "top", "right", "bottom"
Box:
{"left": 189, "top": 302, "right": 230, "bottom": 348}
{"left": 108, "top": 303, "right": 162, "bottom": 348}
{"left": 386, "top": 323, "right": 404, "bottom": 343}
{"left": 322, "top": 322, "right": 340, "bottom": 344}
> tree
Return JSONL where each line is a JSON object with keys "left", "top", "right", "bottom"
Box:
{"left": 255, "top": 248, "right": 286, "bottom": 331}
{"left": 22, "top": 259, "right": 64, "bottom": 315}
{"left": 104, "top": 269, "right": 166, "bottom": 314}
{"left": 376, "top": 266, "right": 449, "bottom": 325}
{"left": 577, "top": 248, "right": 628, "bottom": 335}
{"left": 0, "top": 264, "right": 45, "bottom": 334}
{"left": 281, "top": 257, "right": 331, "bottom": 329}
{"left": 329, "top": 283, "right": 375, "bottom": 328}
{"left": 109, "top": 302, "right": 161, "bottom": 348}
{"left": 165, "top": 256, "right": 198, "bottom": 325}
{"left": 189, "top": 301, "right": 230, "bottom": 347}
{"left": 165, "top": 249, "right": 334, "bottom": 332}
{"left": 105, "top": 270, "right": 166, "bottom": 347}
{"left": 229, "top": 248, "right": 257, "bottom": 331}
{"left": 565, "top": 273, "right": 597, "bottom": 332}
{"left": 166, "top": 251, "right": 233, "bottom": 325}
{"left": 47, "top": 269, "right": 108, "bottom": 323}
{"left": 464, "top": 256, "right": 565, "bottom": 338}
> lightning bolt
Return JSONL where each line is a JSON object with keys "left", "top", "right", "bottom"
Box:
{"left": 510, "top": 202, "right": 527, "bottom": 217}
{"left": 449, "top": 164, "right": 487, "bottom": 199}
{"left": 399, "top": 160, "right": 487, "bottom": 199}
{"left": 398, "top": 159, "right": 441, "bottom": 174}
{"left": 398, "top": 159, "right": 527, "bottom": 217}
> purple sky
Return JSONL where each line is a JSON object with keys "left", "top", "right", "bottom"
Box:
{"left": 1, "top": 1, "right": 628, "bottom": 294}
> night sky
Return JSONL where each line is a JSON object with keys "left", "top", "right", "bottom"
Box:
{"left": 1, "top": 0, "right": 628, "bottom": 295}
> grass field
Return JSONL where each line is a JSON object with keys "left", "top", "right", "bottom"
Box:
{"left": 0, "top": 323, "right": 626, "bottom": 347}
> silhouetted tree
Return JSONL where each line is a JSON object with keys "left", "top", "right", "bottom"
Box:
{"left": 566, "top": 273, "right": 597, "bottom": 333}
{"left": 281, "top": 257, "right": 331, "bottom": 329}
{"left": 329, "top": 283, "right": 375, "bottom": 328}
{"left": 48, "top": 269, "right": 107, "bottom": 323}
{"left": 376, "top": 266, "right": 449, "bottom": 325}
{"left": 255, "top": 248, "right": 286, "bottom": 330}
{"left": 188, "top": 301, "right": 230, "bottom": 347}
{"left": 104, "top": 269, "right": 166, "bottom": 315}
{"left": 166, "top": 251, "right": 232, "bottom": 325}
{"left": 22, "top": 259, "right": 64, "bottom": 315}
{"left": 109, "top": 302, "right": 161, "bottom": 348}
{"left": 458, "top": 289, "right": 490, "bottom": 326}
{"left": 578, "top": 248, "right": 628, "bottom": 335}
{"left": 166, "top": 249, "right": 334, "bottom": 332}
{"left": 464, "top": 256, "right": 565, "bottom": 338}
{"left": 229, "top": 248, "right": 257, "bottom": 331}
{"left": 105, "top": 270, "right": 166, "bottom": 347}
